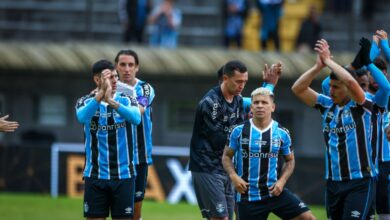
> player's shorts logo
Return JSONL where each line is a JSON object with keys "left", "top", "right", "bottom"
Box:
{"left": 84, "top": 202, "right": 89, "bottom": 213}
{"left": 215, "top": 203, "right": 225, "bottom": 213}
{"left": 350, "top": 210, "right": 360, "bottom": 218}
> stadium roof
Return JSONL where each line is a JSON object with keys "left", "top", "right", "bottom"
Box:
{"left": 0, "top": 41, "right": 356, "bottom": 78}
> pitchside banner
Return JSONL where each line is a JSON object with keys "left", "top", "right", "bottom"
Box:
{"left": 50, "top": 143, "right": 196, "bottom": 204}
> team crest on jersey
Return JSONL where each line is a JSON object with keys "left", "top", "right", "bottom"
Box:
{"left": 215, "top": 203, "right": 225, "bottom": 213}
{"left": 342, "top": 109, "right": 351, "bottom": 116}
{"left": 326, "top": 111, "right": 334, "bottom": 121}
{"left": 271, "top": 138, "right": 281, "bottom": 146}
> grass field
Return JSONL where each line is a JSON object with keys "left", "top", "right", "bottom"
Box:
{"left": 0, "top": 193, "right": 327, "bottom": 219}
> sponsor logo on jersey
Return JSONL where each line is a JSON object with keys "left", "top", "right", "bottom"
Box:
{"left": 90, "top": 121, "right": 126, "bottom": 131}
{"left": 242, "top": 150, "right": 278, "bottom": 159}
{"left": 323, "top": 123, "right": 356, "bottom": 134}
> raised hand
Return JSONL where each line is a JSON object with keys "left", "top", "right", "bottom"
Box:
{"left": 314, "top": 39, "right": 331, "bottom": 63}
{"left": 376, "top": 29, "right": 388, "bottom": 40}
{"left": 263, "top": 62, "right": 282, "bottom": 86}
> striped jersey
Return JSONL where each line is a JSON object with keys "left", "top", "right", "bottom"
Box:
{"left": 229, "top": 119, "right": 292, "bottom": 202}
{"left": 314, "top": 94, "right": 376, "bottom": 181}
{"left": 132, "top": 79, "right": 155, "bottom": 165}
{"left": 75, "top": 92, "right": 140, "bottom": 180}
{"left": 366, "top": 92, "right": 390, "bottom": 164}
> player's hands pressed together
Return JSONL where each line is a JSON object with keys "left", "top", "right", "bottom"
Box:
{"left": 0, "top": 115, "right": 19, "bottom": 132}
{"left": 314, "top": 39, "right": 331, "bottom": 64}
{"left": 263, "top": 61, "right": 282, "bottom": 86}
{"left": 230, "top": 173, "right": 249, "bottom": 194}
{"left": 101, "top": 69, "right": 120, "bottom": 109}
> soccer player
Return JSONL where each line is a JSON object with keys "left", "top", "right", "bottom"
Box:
{"left": 0, "top": 115, "right": 19, "bottom": 132}
{"left": 115, "top": 49, "right": 155, "bottom": 220}
{"left": 222, "top": 87, "right": 315, "bottom": 220}
{"left": 292, "top": 39, "right": 380, "bottom": 219}
{"left": 75, "top": 59, "right": 141, "bottom": 220}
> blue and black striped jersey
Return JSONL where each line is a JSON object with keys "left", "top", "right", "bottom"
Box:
{"left": 315, "top": 94, "right": 376, "bottom": 181}
{"left": 189, "top": 86, "right": 245, "bottom": 174}
{"left": 132, "top": 79, "right": 155, "bottom": 165}
{"left": 229, "top": 119, "right": 292, "bottom": 202}
{"left": 75, "top": 92, "right": 140, "bottom": 180}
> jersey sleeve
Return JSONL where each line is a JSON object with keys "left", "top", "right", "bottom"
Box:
{"left": 366, "top": 63, "right": 390, "bottom": 107}
{"left": 321, "top": 76, "right": 330, "bottom": 96}
{"left": 314, "top": 94, "right": 333, "bottom": 113}
{"left": 279, "top": 127, "right": 292, "bottom": 155}
{"left": 228, "top": 125, "right": 242, "bottom": 152}
{"left": 75, "top": 94, "right": 99, "bottom": 124}
{"left": 117, "top": 95, "right": 141, "bottom": 125}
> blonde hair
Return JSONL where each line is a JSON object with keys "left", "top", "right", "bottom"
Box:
{"left": 251, "top": 87, "right": 274, "bottom": 100}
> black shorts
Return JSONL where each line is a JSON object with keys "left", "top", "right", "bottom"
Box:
{"left": 237, "top": 188, "right": 310, "bottom": 220}
{"left": 192, "top": 171, "right": 235, "bottom": 220}
{"left": 326, "top": 177, "right": 376, "bottom": 220}
{"left": 134, "top": 164, "right": 148, "bottom": 202}
{"left": 83, "top": 177, "right": 135, "bottom": 219}
{"left": 377, "top": 161, "right": 390, "bottom": 214}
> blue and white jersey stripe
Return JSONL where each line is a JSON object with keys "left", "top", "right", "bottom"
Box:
{"left": 229, "top": 119, "right": 292, "bottom": 202}
{"left": 132, "top": 79, "right": 155, "bottom": 165}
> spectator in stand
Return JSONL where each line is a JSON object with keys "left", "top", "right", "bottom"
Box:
{"left": 118, "top": 0, "right": 152, "bottom": 43}
{"left": 256, "top": 0, "right": 283, "bottom": 52}
{"left": 223, "top": 0, "right": 249, "bottom": 49}
{"left": 148, "top": 0, "right": 182, "bottom": 48}
{"left": 296, "top": 5, "right": 322, "bottom": 53}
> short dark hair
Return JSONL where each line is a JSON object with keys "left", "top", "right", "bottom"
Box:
{"left": 223, "top": 60, "right": 247, "bottom": 77}
{"left": 92, "top": 59, "right": 114, "bottom": 76}
{"left": 355, "top": 68, "right": 368, "bottom": 77}
{"left": 217, "top": 65, "right": 224, "bottom": 84}
{"left": 329, "top": 67, "right": 357, "bottom": 80}
{"left": 115, "top": 49, "right": 139, "bottom": 65}
{"left": 374, "top": 57, "right": 386, "bottom": 71}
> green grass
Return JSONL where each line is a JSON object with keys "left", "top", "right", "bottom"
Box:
{"left": 0, "top": 193, "right": 327, "bottom": 219}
